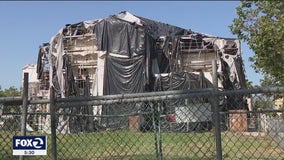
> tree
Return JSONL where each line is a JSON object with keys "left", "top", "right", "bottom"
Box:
{"left": 245, "top": 78, "right": 254, "bottom": 89}
{"left": 0, "top": 86, "right": 22, "bottom": 114}
{"left": 260, "top": 74, "right": 280, "bottom": 87}
{"left": 0, "top": 86, "right": 21, "bottom": 97}
{"left": 230, "top": 0, "right": 284, "bottom": 84}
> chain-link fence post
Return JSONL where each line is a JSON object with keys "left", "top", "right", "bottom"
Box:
{"left": 158, "top": 102, "right": 163, "bottom": 160}
{"left": 19, "top": 72, "right": 29, "bottom": 160}
{"left": 50, "top": 86, "right": 57, "bottom": 160}
{"left": 152, "top": 103, "right": 160, "bottom": 160}
{"left": 212, "top": 60, "right": 223, "bottom": 160}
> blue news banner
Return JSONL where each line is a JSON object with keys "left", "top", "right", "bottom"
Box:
{"left": 13, "top": 136, "right": 47, "bottom": 156}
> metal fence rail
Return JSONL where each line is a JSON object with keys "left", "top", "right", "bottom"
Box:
{"left": 1, "top": 87, "right": 284, "bottom": 160}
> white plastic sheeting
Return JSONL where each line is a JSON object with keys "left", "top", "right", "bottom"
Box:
{"left": 115, "top": 11, "right": 143, "bottom": 26}
{"left": 50, "top": 29, "right": 66, "bottom": 98}
{"left": 175, "top": 103, "right": 212, "bottom": 123}
{"left": 92, "top": 51, "right": 106, "bottom": 120}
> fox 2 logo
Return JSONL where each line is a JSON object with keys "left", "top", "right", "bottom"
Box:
{"left": 13, "top": 136, "right": 46, "bottom": 150}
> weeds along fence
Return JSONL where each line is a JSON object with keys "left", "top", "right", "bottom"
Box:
{"left": 1, "top": 85, "right": 284, "bottom": 160}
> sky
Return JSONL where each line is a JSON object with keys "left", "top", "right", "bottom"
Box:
{"left": 0, "top": 1, "right": 263, "bottom": 89}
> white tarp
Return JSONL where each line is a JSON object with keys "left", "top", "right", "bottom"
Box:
{"left": 175, "top": 103, "right": 212, "bottom": 123}
{"left": 115, "top": 11, "right": 143, "bottom": 26}
{"left": 92, "top": 51, "right": 106, "bottom": 120}
{"left": 49, "top": 29, "right": 70, "bottom": 133}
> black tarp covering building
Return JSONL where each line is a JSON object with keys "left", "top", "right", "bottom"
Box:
{"left": 94, "top": 11, "right": 189, "bottom": 94}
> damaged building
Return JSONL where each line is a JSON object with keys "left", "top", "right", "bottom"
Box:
{"left": 34, "top": 11, "right": 246, "bottom": 133}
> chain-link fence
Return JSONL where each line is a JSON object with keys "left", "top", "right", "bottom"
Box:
{"left": 0, "top": 96, "right": 53, "bottom": 160}
{"left": 1, "top": 87, "right": 284, "bottom": 160}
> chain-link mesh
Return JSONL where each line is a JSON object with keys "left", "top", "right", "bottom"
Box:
{"left": 0, "top": 103, "right": 22, "bottom": 160}
{"left": 221, "top": 92, "right": 284, "bottom": 159}
{"left": 1, "top": 87, "right": 284, "bottom": 159}
{"left": 0, "top": 102, "right": 52, "bottom": 160}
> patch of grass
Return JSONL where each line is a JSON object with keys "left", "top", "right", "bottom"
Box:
{"left": 0, "top": 130, "right": 283, "bottom": 160}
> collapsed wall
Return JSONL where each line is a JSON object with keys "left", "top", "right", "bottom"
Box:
{"left": 36, "top": 11, "right": 247, "bottom": 133}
